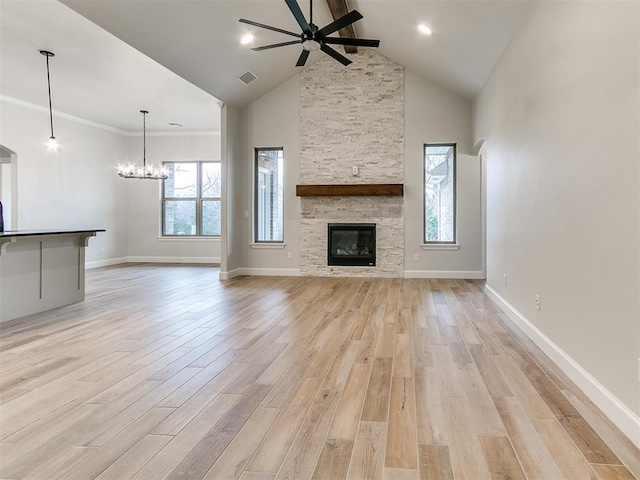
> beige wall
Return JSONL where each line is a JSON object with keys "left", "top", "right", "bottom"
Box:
{"left": 228, "top": 75, "right": 301, "bottom": 276}
{"left": 221, "top": 103, "right": 245, "bottom": 276}
{"left": 473, "top": 1, "right": 640, "bottom": 440}
{"left": 404, "top": 69, "right": 479, "bottom": 277}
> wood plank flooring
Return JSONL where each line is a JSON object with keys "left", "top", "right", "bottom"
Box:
{"left": 0, "top": 264, "right": 638, "bottom": 479}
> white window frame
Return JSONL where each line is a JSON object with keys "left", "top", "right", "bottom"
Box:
{"left": 253, "top": 147, "right": 284, "bottom": 244}
{"left": 423, "top": 143, "right": 457, "bottom": 245}
{"left": 161, "top": 160, "right": 221, "bottom": 237}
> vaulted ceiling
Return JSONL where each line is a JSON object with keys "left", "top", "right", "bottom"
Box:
{"left": 1, "top": 0, "right": 532, "bottom": 132}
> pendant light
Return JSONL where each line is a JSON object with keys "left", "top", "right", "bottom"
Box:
{"left": 117, "top": 110, "right": 168, "bottom": 179}
{"left": 39, "top": 50, "right": 58, "bottom": 152}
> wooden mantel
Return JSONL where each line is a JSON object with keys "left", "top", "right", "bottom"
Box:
{"left": 296, "top": 184, "right": 404, "bottom": 197}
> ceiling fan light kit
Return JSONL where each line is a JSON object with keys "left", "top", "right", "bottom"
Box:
{"left": 239, "top": 0, "right": 380, "bottom": 67}
{"left": 302, "top": 39, "right": 321, "bottom": 52}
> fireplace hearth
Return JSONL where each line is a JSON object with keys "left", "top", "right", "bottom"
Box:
{"left": 328, "top": 223, "right": 376, "bottom": 267}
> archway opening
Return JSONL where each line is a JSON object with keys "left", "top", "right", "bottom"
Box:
{"left": 474, "top": 140, "right": 488, "bottom": 279}
{"left": 0, "top": 145, "right": 18, "bottom": 231}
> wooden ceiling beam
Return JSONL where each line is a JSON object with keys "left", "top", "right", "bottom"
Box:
{"left": 326, "top": 0, "right": 358, "bottom": 54}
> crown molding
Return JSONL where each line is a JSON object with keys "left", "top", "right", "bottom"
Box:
{"left": 0, "top": 95, "right": 220, "bottom": 137}
{"left": 1, "top": 95, "right": 129, "bottom": 134}
{"left": 134, "top": 131, "right": 221, "bottom": 137}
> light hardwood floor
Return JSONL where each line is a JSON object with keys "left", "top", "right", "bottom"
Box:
{"left": 0, "top": 264, "right": 638, "bottom": 480}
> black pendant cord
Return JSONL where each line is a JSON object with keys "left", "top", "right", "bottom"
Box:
{"left": 141, "top": 110, "right": 148, "bottom": 169}
{"left": 46, "top": 56, "right": 54, "bottom": 137}
{"left": 43, "top": 53, "right": 55, "bottom": 138}
{"left": 310, "top": 0, "right": 313, "bottom": 28}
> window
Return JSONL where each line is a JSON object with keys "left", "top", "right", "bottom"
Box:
{"left": 254, "top": 148, "right": 284, "bottom": 242}
{"left": 162, "top": 161, "right": 221, "bottom": 236}
{"left": 424, "top": 144, "right": 456, "bottom": 243}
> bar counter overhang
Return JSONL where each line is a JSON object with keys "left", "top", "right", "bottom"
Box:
{"left": 0, "top": 229, "right": 105, "bottom": 324}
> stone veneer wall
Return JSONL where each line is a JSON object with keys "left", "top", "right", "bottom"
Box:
{"left": 299, "top": 50, "right": 405, "bottom": 277}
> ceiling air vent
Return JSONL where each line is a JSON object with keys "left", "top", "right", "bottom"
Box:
{"left": 237, "top": 70, "right": 258, "bottom": 86}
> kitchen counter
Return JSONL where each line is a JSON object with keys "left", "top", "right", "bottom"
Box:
{"left": 0, "top": 229, "right": 105, "bottom": 323}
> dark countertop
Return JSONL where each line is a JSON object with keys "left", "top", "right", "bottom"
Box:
{"left": 0, "top": 229, "right": 105, "bottom": 238}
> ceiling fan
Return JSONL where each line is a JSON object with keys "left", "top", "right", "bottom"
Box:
{"left": 239, "top": 0, "right": 380, "bottom": 67}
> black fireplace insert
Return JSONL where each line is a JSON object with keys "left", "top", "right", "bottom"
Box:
{"left": 328, "top": 223, "right": 376, "bottom": 267}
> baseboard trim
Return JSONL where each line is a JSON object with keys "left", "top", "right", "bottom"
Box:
{"left": 86, "top": 257, "right": 128, "bottom": 269}
{"left": 404, "top": 270, "right": 485, "bottom": 279}
{"left": 219, "top": 268, "right": 242, "bottom": 280}
{"left": 485, "top": 284, "right": 640, "bottom": 449}
{"left": 87, "top": 257, "right": 220, "bottom": 268}
{"left": 219, "top": 268, "right": 300, "bottom": 280}
{"left": 126, "top": 256, "right": 220, "bottom": 264}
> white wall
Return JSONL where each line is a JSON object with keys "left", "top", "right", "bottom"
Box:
{"left": 125, "top": 133, "right": 221, "bottom": 263}
{"left": 0, "top": 100, "right": 128, "bottom": 263}
{"left": 473, "top": 1, "right": 639, "bottom": 441}
{"left": 404, "top": 69, "right": 481, "bottom": 278}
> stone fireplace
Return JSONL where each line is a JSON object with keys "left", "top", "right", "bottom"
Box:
{"left": 300, "top": 196, "right": 403, "bottom": 276}
{"left": 298, "top": 50, "right": 404, "bottom": 277}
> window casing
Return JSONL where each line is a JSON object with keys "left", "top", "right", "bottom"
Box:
{"left": 162, "top": 161, "right": 221, "bottom": 236}
{"left": 254, "top": 148, "right": 284, "bottom": 243}
{"left": 424, "top": 144, "right": 456, "bottom": 244}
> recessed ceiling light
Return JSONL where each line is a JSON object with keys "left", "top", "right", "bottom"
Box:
{"left": 418, "top": 24, "right": 432, "bottom": 35}
{"left": 240, "top": 33, "right": 254, "bottom": 45}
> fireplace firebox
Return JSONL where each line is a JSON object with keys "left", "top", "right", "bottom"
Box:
{"left": 328, "top": 223, "right": 376, "bottom": 267}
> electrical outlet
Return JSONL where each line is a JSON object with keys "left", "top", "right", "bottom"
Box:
{"left": 503, "top": 274, "right": 508, "bottom": 287}
{"left": 287, "top": 252, "right": 292, "bottom": 260}
{"left": 352, "top": 165, "right": 359, "bottom": 176}
{"left": 414, "top": 253, "right": 419, "bottom": 261}
{"left": 243, "top": 210, "right": 248, "bottom": 218}
{"left": 101, "top": 246, "right": 106, "bottom": 253}
{"left": 535, "top": 295, "right": 540, "bottom": 311}
{"left": 21, "top": 211, "right": 27, "bottom": 219}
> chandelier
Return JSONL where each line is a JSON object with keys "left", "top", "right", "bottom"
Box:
{"left": 117, "top": 110, "right": 168, "bottom": 179}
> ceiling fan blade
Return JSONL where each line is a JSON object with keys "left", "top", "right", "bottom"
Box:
{"left": 320, "top": 43, "right": 351, "bottom": 66}
{"left": 296, "top": 49, "right": 310, "bottom": 67}
{"left": 239, "top": 18, "right": 301, "bottom": 38}
{"left": 324, "top": 37, "right": 380, "bottom": 48}
{"left": 284, "top": 0, "right": 312, "bottom": 34}
{"left": 252, "top": 40, "right": 301, "bottom": 51}
{"left": 317, "top": 10, "right": 363, "bottom": 38}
